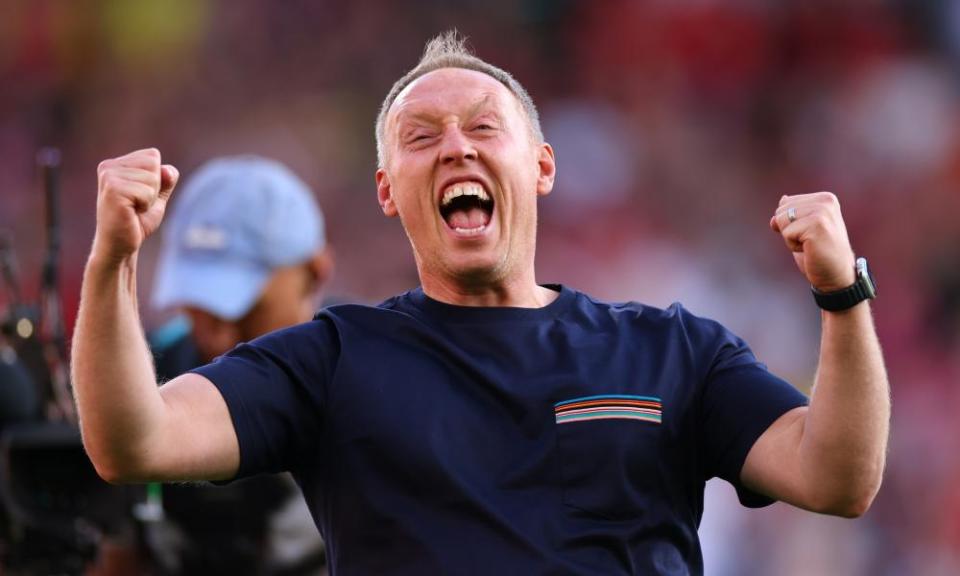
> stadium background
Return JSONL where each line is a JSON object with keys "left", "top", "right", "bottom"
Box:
{"left": 2, "top": 1, "right": 959, "bottom": 573}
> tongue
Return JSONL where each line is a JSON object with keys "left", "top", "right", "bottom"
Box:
{"left": 446, "top": 206, "right": 490, "bottom": 229}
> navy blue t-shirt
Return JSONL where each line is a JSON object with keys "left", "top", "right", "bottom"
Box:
{"left": 194, "top": 285, "right": 808, "bottom": 575}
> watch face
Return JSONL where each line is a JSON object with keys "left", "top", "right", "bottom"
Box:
{"left": 856, "top": 257, "right": 877, "bottom": 298}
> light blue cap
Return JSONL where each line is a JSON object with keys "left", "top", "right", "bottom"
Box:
{"left": 151, "top": 156, "right": 325, "bottom": 320}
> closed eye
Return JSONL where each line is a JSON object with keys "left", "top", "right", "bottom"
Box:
{"left": 406, "top": 132, "right": 436, "bottom": 145}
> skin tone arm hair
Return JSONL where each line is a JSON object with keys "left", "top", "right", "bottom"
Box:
{"left": 71, "top": 148, "right": 240, "bottom": 483}
{"left": 741, "top": 192, "right": 889, "bottom": 518}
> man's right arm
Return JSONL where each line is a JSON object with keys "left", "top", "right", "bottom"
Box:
{"left": 71, "top": 148, "right": 239, "bottom": 483}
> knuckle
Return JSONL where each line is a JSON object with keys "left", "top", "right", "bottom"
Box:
{"left": 815, "top": 212, "right": 833, "bottom": 230}
{"left": 818, "top": 191, "right": 839, "bottom": 205}
{"left": 101, "top": 174, "right": 118, "bottom": 193}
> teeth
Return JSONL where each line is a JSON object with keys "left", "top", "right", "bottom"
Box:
{"left": 453, "top": 225, "right": 486, "bottom": 236}
{"left": 441, "top": 182, "right": 489, "bottom": 206}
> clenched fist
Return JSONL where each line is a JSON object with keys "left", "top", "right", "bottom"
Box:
{"left": 770, "top": 192, "right": 856, "bottom": 294}
{"left": 94, "top": 148, "right": 179, "bottom": 264}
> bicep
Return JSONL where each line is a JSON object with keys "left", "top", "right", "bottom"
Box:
{"left": 739, "top": 406, "right": 813, "bottom": 509}
{"left": 152, "top": 372, "right": 240, "bottom": 481}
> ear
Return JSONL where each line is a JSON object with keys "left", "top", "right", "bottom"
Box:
{"left": 535, "top": 143, "right": 556, "bottom": 197}
{"left": 376, "top": 168, "right": 398, "bottom": 217}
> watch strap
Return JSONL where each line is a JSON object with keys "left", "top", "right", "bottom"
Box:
{"left": 811, "top": 257, "right": 876, "bottom": 312}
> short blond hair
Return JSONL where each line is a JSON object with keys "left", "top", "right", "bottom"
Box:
{"left": 375, "top": 30, "right": 544, "bottom": 168}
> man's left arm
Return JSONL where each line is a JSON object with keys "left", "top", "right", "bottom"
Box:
{"left": 740, "top": 192, "right": 890, "bottom": 517}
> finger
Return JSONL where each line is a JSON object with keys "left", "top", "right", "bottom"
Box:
{"left": 778, "top": 191, "right": 838, "bottom": 208}
{"left": 118, "top": 148, "right": 160, "bottom": 166}
{"left": 159, "top": 165, "right": 179, "bottom": 200}
{"left": 112, "top": 148, "right": 162, "bottom": 171}
{"left": 777, "top": 229, "right": 804, "bottom": 253}
{"left": 774, "top": 194, "right": 834, "bottom": 221}
{"left": 773, "top": 194, "right": 813, "bottom": 231}
{"left": 772, "top": 204, "right": 803, "bottom": 234}
{"left": 769, "top": 205, "right": 798, "bottom": 233}
{"left": 773, "top": 207, "right": 813, "bottom": 253}
{"left": 99, "top": 166, "right": 160, "bottom": 190}
{"left": 781, "top": 227, "right": 804, "bottom": 253}
{"left": 774, "top": 194, "right": 829, "bottom": 216}
{"left": 100, "top": 180, "right": 156, "bottom": 213}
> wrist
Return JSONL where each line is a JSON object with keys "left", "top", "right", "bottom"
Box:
{"left": 812, "top": 257, "right": 876, "bottom": 312}
{"left": 85, "top": 249, "right": 139, "bottom": 293}
{"left": 811, "top": 273, "right": 856, "bottom": 294}
{"left": 87, "top": 237, "right": 139, "bottom": 272}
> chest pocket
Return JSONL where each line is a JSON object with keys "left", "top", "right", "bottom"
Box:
{"left": 555, "top": 395, "right": 664, "bottom": 520}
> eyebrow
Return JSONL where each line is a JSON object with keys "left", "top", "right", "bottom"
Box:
{"left": 395, "top": 92, "right": 502, "bottom": 127}
{"left": 466, "top": 93, "right": 499, "bottom": 119}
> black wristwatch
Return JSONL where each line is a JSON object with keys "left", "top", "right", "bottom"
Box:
{"left": 812, "top": 257, "right": 877, "bottom": 311}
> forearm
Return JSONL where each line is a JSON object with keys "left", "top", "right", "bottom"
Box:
{"left": 799, "top": 302, "right": 889, "bottom": 513}
{"left": 71, "top": 252, "right": 167, "bottom": 482}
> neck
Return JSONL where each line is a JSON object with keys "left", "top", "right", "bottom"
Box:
{"left": 420, "top": 274, "right": 557, "bottom": 308}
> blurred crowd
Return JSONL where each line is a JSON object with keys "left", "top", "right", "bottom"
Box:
{"left": 1, "top": 0, "right": 959, "bottom": 574}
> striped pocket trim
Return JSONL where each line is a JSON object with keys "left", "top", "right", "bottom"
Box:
{"left": 554, "top": 394, "right": 662, "bottom": 425}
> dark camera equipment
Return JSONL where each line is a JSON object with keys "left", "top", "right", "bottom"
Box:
{"left": 0, "top": 148, "right": 71, "bottom": 424}
{"left": 0, "top": 149, "right": 140, "bottom": 575}
{"left": 0, "top": 422, "right": 138, "bottom": 575}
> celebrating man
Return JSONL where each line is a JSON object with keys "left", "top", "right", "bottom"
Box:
{"left": 73, "top": 33, "right": 889, "bottom": 574}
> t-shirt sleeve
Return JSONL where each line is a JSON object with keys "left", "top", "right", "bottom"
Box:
{"left": 687, "top": 309, "right": 809, "bottom": 507}
{"left": 191, "top": 318, "right": 339, "bottom": 480}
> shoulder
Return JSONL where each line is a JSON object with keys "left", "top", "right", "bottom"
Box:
{"left": 571, "top": 290, "right": 740, "bottom": 352}
{"left": 313, "top": 297, "right": 413, "bottom": 330}
{"left": 250, "top": 314, "right": 342, "bottom": 351}
{"left": 313, "top": 290, "right": 432, "bottom": 332}
{"left": 571, "top": 290, "right": 712, "bottom": 329}
{"left": 313, "top": 290, "right": 415, "bottom": 320}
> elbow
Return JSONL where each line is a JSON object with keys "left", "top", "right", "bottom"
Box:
{"left": 81, "top": 435, "right": 123, "bottom": 484}
{"left": 91, "top": 456, "right": 156, "bottom": 484}
{"left": 86, "top": 448, "right": 135, "bottom": 484}
{"left": 82, "top": 437, "right": 153, "bottom": 485}
{"left": 91, "top": 460, "right": 128, "bottom": 485}
{"left": 830, "top": 491, "right": 877, "bottom": 518}
{"left": 825, "top": 491, "right": 876, "bottom": 519}
{"left": 812, "top": 470, "right": 884, "bottom": 519}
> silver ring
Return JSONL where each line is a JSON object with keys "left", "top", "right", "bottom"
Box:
{"left": 787, "top": 207, "right": 797, "bottom": 223}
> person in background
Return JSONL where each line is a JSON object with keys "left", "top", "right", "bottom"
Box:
{"left": 147, "top": 156, "right": 332, "bottom": 575}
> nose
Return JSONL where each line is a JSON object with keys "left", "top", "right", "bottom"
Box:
{"left": 439, "top": 125, "right": 477, "bottom": 165}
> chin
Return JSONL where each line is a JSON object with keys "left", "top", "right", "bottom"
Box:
{"left": 441, "top": 255, "right": 509, "bottom": 284}
{"left": 448, "top": 264, "right": 499, "bottom": 283}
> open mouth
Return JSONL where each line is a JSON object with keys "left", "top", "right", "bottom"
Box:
{"left": 439, "top": 181, "right": 494, "bottom": 236}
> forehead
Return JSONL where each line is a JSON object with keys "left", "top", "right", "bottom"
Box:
{"left": 389, "top": 68, "right": 518, "bottom": 125}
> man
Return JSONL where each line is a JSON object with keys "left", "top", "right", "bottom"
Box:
{"left": 145, "top": 156, "right": 332, "bottom": 574}
{"left": 73, "top": 33, "right": 889, "bottom": 574}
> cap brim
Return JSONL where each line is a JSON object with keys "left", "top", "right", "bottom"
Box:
{"left": 151, "top": 249, "right": 270, "bottom": 321}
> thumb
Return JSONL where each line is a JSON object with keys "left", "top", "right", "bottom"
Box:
{"left": 159, "top": 164, "right": 180, "bottom": 200}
